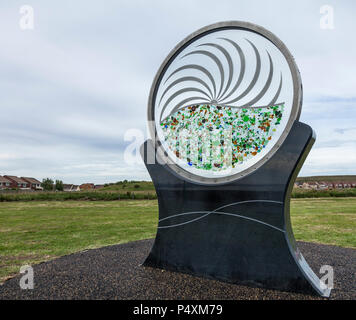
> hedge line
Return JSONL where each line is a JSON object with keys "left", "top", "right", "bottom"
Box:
{"left": 0, "top": 191, "right": 157, "bottom": 202}
{"left": 1, "top": 189, "right": 355, "bottom": 202}
{"left": 291, "top": 188, "right": 356, "bottom": 198}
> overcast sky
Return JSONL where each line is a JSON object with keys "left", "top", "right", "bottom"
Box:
{"left": 0, "top": 0, "right": 355, "bottom": 184}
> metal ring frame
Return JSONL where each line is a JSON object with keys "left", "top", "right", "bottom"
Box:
{"left": 147, "top": 21, "right": 302, "bottom": 185}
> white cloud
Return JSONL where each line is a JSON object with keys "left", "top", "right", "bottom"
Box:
{"left": 301, "top": 143, "right": 356, "bottom": 176}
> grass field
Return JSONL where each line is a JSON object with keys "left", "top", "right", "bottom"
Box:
{"left": 290, "top": 198, "right": 356, "bottom": 249}
{"left": 0, "top": 198, "right": 355, "bottom": 283}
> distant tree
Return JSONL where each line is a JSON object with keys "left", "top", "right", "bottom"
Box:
{"left": 123, "top": 179, "right": 128, "bottom": 184}
{"left": 41, "top": 178, "right": 54, "bottom": 191}
{"left": 55, "top": 180, "right": 64, "bottom": 191}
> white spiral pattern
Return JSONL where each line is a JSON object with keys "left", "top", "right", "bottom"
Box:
{"left": 157, "top": 36, "right": 284, "bottom": 122}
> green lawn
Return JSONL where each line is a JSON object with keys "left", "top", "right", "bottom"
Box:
{"left": 0, "top": 200, "right": 158, "bottom": 283}
{"left": 290, "top": 198, "right": 356, "bottom": 249}
{"left": 0, "top": 198, "right": 355, "bottom": 283}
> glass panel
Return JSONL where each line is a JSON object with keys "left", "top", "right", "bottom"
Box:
{"left": 153, "top": 28, "right": 295, "bottom": 179}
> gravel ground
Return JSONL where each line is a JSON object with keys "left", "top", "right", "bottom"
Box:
{"left": 0, "top": 239, "right": 354, "bottom": 300}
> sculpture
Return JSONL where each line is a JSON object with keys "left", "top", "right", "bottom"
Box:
{"left": 141, "top": 21, "right": 330, "bottom": 297}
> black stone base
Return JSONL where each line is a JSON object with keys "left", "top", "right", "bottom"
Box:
{"left": 141, "top": 121, "right": 330, "bottom": 297}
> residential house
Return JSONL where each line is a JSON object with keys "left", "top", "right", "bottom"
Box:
{"left": 63, "top": 184, "right": 72, "bottom": 192}
{"left": 294, "top": 182, "right": 304, "bottom": 188}
{"left": 63, "top": 184, "right": 80, "bottom": 192}
{"left": 21, "top": 177, "right": 43, "bottom": 190}
{"left": 297, "top": 179, "right": 356, "bottom": 190}
{"left": 301, "top": 182, "right": 311, "bottom": 189}
{"left": 318, "top": 181, "right": 328, "bottom": 190}
{"left": 4, "top": 175, "right": 30, "bottom": 189}
{"left": 79, "top": 183, "right": 94, "bottom": 190}
{"left": 0, "top": 176, "right": 11, "bottom": 189}
{"left": 326, "top": 182, "right": 334, "bottom": 190}
{"left": 309, "top": 182, "right": 319, "bottom": 190}
{"left": 335, "top": 182, "right": 344, "bottom": 189}
{"left": 80, "top": 183, "right": 95, "bottom": 191}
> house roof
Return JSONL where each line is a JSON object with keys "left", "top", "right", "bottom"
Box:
{"left": 21, "top": 177, "right": 41, "bottom": 184}
{"left": 80, "top": 183, "right": 95, "bottom": 188}
{"left": 63, "top": 184, "right": 79, "bottom": 190}
{"left": 0, "top": 176, "right": 11, "bottom": 183}
{"left": 4, "top": 175, "right": 28, "bottom": 184}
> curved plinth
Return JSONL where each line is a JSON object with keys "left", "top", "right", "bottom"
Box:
{"left": 141, "top": 121, "right": 331, "bottom": 297}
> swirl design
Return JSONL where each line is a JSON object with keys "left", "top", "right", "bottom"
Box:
{"left": 158, "top": 200, "right": 284, "bottom": 232}
{"left": 158, "top": 37, "right": 283, "bottom": 122}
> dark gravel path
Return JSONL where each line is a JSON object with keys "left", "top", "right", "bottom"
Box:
{"left": 0, "top": 239, "right": 355, "bottom": 300}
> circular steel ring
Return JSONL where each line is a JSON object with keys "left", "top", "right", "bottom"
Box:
{"left": 147, "top": 21, "right": 302, "bottom": 185}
